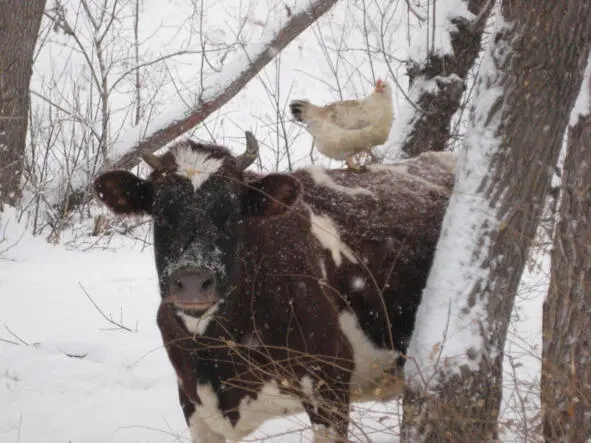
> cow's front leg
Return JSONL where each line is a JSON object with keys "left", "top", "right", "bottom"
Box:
{"left": 178, "top": 386, "right": 225, "bottom": 443}
{"left": 188, "top": 412, "right": 226, "bottom": 443}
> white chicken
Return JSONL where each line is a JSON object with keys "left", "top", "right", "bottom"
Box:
{"left": 290, "top": 79, "right": 393, "bottom": 170}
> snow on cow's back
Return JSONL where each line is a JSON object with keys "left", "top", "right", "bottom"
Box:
{"left": 298, "top": 151, "right": 456, "bottom": 201}
{"left": 295, "top": 152, "right": 456, "bottom": 232}
{"left": 365, "top": 151, "right": 457, "bottom": 195}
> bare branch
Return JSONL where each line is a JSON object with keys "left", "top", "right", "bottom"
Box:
{"left": 3, "top": 324, "right": 30, "bottom": 346}
{"left": 78, "top": 282, "right": 134, "bottom": 332}
{"left": 110, "top": 0, "right": 339, "bottom": 171}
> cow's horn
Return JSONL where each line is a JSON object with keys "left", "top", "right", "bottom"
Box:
{"left": 141, "top": 150, "right": 164, "bottom": 171}
{"left": 235, "top": 131, "right": 259, "bottom": 171}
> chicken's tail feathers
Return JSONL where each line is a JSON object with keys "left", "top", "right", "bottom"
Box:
{"left": 289, "top": 99, "right": 312, "bottom": 122}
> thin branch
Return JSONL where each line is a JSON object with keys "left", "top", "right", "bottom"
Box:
{"left": 78, "top": 282, "right": 134, "bottom": 332}
{"left": 3, "top": 324, "right": 30, "bottom": 346}
{"left": 110, "top": 0, "right": 339, "bottom": 171}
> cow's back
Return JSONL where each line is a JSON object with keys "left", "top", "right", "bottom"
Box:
{"left": 292, "top": 152, "right": 455, "bottom": 353}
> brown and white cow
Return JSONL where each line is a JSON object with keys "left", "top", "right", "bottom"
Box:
{"left": 93, "top": 132, "right": 455, "bottom": 442}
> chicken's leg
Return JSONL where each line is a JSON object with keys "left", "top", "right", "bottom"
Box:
{"left": 346, "top": 156, "right": 367, "bottom": 172}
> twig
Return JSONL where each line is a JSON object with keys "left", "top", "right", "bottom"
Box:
{"left": 110, "top": 0, "right": 339, "bottom": 171}
{"left": 16, "top": 412, "right": 23, "bottom": 443}
{"left": 406, "top": 0, "right": 427, "bottom": 21}
{"left": 78, "top": 282, "right": 134, "bottom": 332}
{"left": 3, "top": 324, "right": 30, "bottom": 346}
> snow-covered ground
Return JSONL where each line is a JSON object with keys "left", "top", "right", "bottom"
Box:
{"left": 0, "top": 209, "right": 406, "bottom": 442}
{"left": 0, "top": 211, "right": 545, "bottom": 443}
{"left": 1, "top": 0, "right": 548, "bottom": 441}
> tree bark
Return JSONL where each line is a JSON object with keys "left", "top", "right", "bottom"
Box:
{"left": 0, "top": 0, "right": 46, "bottom": 206}
{"left": 402, "top": 1, "right": 591, "bottom": 441}
{"left": 401, "top": 0, "right": 494, "bottom": 158}
{"left": 541, "top": 110, "right": 591, "bottom": 441}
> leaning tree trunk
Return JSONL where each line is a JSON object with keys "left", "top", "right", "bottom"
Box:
{"left": 541, "top": 104, "right": 591, "bottom": 440}
{"left": 0, "top": 0, "right": 46, "bottom": 207}
{"left": 401, "top": 1, "right": 591, "bottom": 441}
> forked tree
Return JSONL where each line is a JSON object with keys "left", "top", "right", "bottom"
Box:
{"left": 401, "top": 1, "right": 591, "bottom": 441}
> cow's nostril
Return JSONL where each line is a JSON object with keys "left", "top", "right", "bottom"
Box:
{"left": 173, "top": 279, "right": 184, "bottom": 291}
{"left": 201, "top": 278, "right": 214, "bottom": 292}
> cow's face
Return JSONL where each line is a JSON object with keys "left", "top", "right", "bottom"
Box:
{"left": 94, "top": 133, "right": 301, "bottom": 313}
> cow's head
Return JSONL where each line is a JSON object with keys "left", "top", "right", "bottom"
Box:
{"left": 93, "top": 132, "right": 301, "bottom": 313}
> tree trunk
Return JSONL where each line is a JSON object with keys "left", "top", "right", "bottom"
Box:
{"left": 401, "top": 1, "right": 591, "bottom": 441}
{"left": 402, "top": 0, "right": 494, "bottom": 157}
{"left": 541, "top": 109, "right": 591, "bottom": 441}
{"left": 0, "top": 0, "right": 46, "bottom": 206}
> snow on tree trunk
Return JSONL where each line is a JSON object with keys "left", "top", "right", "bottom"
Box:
{"left": 401, "top": 2, "right": 591, "bottom": 441}
{"left": 0, "top": 0, "right": 46, "bottom": 206}
{"left": 541, "top": 95, "right": 591, "bottom": 440}
{"left": 400, "top": 0, "right": 494, "bottom": 158}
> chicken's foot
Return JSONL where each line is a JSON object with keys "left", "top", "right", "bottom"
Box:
{"left": 346, "top": 156, "right": 368, "bottom": 172}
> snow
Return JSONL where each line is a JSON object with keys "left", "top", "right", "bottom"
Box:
{"left": 108, "top": 0, "right": 335, "bottom": 163}
{"left": 387, "top": 1, "right": 483, "bottom": 160}
{"left": 351, "top": 276, "right": 366, "bottom": 292}
{"left": 405, "top": 9, "right": 511, "bottom": 382}
{"left": 3, "top": 0, "right": 559, "bottom": 440}
{"left": 569, "top": 53, "right": 591, "bottom": 125}
{"left": 306, "top": 165, "right": 373, "bottom": 196}
{"left": 28, "top": 0, "right": 429, "bottom": 209}
{"left": 407, "top": 0, "right": 474, "bottom": 62}
{"left": 0, "top": 208, "right": 397, "bottom": 442}
{"left": 1, "top": 200, "right": 549, "bottom": 441}
{"left": 498, "top": 258, "right": 547, "bottom": 441}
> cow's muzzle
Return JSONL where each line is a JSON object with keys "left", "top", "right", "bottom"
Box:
{"left": 168, "top": 267, "right": 219, "bottom": 310}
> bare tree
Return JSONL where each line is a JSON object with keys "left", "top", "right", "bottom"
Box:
{"left": 21, "top": 0, "right": 338, "bottom": 234}
{"left": 0, "top": 0, "right": 46, "bottom": 206}
{"left": 541, "top": 86, "right": 591, "bottom": 441}
{"left": 401, "top": 1, "right": 591, "bottom": 440}
{"left": 111, "top": 0, "right": 339, "bottom": 170}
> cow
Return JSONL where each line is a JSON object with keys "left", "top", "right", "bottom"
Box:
{"left": 93, "top": 132, "right": 455, "bottom": 443}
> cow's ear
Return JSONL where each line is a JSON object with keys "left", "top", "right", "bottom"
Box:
{"left": 243, "top": 174, "right": 301, "bottom": 217}
{"left": 93, "top": 170, "right": 153, "bottom": 215}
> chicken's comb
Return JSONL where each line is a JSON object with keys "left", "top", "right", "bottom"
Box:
{"left": 376, "top": 78, "right": 382, "bottom": 86}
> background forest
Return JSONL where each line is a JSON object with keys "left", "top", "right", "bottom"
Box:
{"left": 1, "top": 0, "right": 589, "bottom": 441}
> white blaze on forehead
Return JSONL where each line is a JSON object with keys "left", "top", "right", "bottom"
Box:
{"left": 174, "top": 146, "right": 224, "bottom": 190}
{"left": 309, "top": 208, "right": 357, "bottom": 267}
